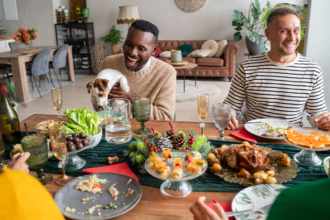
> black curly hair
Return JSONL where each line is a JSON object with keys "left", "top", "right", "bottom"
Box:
{"left": 129, "top": 20, "right": 159, "bottom": 45}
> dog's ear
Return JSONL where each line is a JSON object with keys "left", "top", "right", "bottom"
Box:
{"left": 86, "top": 81, "right": 93, "bottom": 94}
{"left": 98, "top": 79, "right": 109, "bottom": 91}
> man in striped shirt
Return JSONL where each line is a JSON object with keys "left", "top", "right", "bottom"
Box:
{"left": 225, "top": 7, "right": 330, "bottom": 130}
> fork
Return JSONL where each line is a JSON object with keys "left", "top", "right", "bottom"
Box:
{"left": 225, "top": 204, "right": 272, "bottom": 217}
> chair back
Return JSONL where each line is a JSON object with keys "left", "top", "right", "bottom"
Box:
{"left": 8, "top": 42, "right": 25, "bottom": 51}
{"left": 52, "top": 44, "right": 69, "bottom": 69}
{"left": 31, "top": 49, "right": 51, "bottom": 76}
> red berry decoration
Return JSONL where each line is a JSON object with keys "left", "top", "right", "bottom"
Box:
{"left": 168, "top": 154, "right": 172, "bottom": 158}
{"left": 144, "top": 141, "right": 148, "bottom": 143}
{"left": 155, "top": 149, "right": 158, "bottom": 153}
{"left": 176, "top": 164, "right": 181, "bottom": 167}
{"left": 141, "top": 137, "right": 144, "bottom": 140}
{"left": 150, "top": 148, "right": 154, "bottom": 152}
{"left": 152, "top": 135, "right": 155, "bottom": 137}
{"left": 185, "top": 155, "right": 189, "bottom": 160}
{"left": 148, "top": 143, "right": 152, "bottom": 147}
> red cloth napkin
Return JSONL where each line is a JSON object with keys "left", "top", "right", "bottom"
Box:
{"left": 206, "top": 202, "right": 234, "bottom": 220}
{"left": 230, "top": 127, "right": 257, "bottom": 143}
{"left": 82, "top": 162, "right": 140, "bottom": 182}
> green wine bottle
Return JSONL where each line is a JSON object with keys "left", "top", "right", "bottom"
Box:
{"left": 0, "top": 84, "right": 21, "bottom": 144}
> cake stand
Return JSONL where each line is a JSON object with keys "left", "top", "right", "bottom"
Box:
{"left": 283, "top": 128, "right": 330, "bottom": 166}
{"left": 145, "top": 152, "right": 207, "bottom": 198}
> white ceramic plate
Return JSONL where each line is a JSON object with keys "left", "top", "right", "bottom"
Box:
{"left": 232, "top": 184, "right": 287, "bottom": 220}
{"left": 82, "top": 61, "right": 89, "bottom": 65}
{"left": 283, "top": 128, "right": 330, "bottom": 152}
{"left": 82, "top": 65, "right": 89, "bottom": 68}
{"left": 244, "top": 118, "right": 300, "bottom": 140}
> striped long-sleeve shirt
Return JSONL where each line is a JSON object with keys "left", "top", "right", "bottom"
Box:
{"left": 224, "top": 52, "right": 328, "bottom": 127}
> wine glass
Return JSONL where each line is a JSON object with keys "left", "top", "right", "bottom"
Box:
{"left": 197, "top": 94, "right": 209, "bottom": 137}
{"left": 133, "top": 98, "right": 151, "bottom": 135}
{"left": 49, "top": 123, "right": 72, "bottom": 186}
{"left": 21, "top": 133, "right": 53, "bottom": 185}
{"left": 51, "top": 88, "right": 63, "bottom": 119}
{"left": 212, "top": 103, "right": 232, "bottom": 141}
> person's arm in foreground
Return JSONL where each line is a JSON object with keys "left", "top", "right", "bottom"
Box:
{"left": 7, "top": 152, "right": 30, "bottom": 173}
{"left": 224, "top": 65, "right": 247, "bottom": 130}
{"left": 305, "top": 69, "right": 329, "bottom": 130}
{"left": 190, "top": 196, "right": 228, "bottom": 220}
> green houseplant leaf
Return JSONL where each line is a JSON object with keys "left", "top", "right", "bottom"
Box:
{"left": 100, "top": 25, "right": 124, "bottom": 47}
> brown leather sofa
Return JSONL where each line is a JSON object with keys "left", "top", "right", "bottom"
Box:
{"left": 157, "top": 40, "right": 239, "bottom": 81}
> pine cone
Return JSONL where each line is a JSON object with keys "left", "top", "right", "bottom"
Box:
{"left": 141, "top": 148, "right": 149, "bottom": 157}
{"left": 172, "top": 133, "right": 186, "bottom": 150}
{"left": 165, "top": 130, "right": 175, "bottom": 140}
{"left": 157, "top": 136, "right": 173, "bottom": 152}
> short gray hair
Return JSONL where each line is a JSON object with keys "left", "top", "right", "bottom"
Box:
{"left": 267, "top": 7, "right": 299, "bottom": 27}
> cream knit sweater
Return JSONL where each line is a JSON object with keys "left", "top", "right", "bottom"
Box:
{"left": 99, "top": 54, "right": 176, "bottom": 120}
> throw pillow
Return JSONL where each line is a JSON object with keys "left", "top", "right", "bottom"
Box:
{"left": 178, "top": 44, "right": 195, "bottom": 57}
{"left": 201, "top": 40, "right": 218, "bottom": 57}
{"left": 187, "top": 49, "right": 212, "bottom": 58}
{"left": 159, "top": 51, "right": 171, "bottom": 57}
{"left": 214, "top": 40, "right": 228, "bottom": 58}
{"left": 152, "top": 46, "right": 163, "bottom": 57}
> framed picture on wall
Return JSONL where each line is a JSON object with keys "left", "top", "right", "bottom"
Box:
{"left": 70, "top": 0, "right": 86, "bottom": 21}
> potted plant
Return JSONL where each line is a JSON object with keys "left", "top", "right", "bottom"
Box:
{"left": 232, "top": 0, "right": 269, "bottom": 55}
{"left": 12, "top": 27, "right": 38, "bottom": 50}
{"left": 261, "top": 3, "right": 307, "bottom": 54}
{"left": 101, "top": 25, "right": 124, "bottom": 55}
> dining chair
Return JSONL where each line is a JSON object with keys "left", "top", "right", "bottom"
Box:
{"left": 49, "top": 44, "right": 70, "bottom": 88}
{"left": 26, "top": 48, "right": 55, "bottom": 98}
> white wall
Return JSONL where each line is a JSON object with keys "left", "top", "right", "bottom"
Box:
{"left": 0, "top": 0, "right": 56, "bottom": 46}
{"left": 304, "top": 0, "right": 330, "bottom": 109}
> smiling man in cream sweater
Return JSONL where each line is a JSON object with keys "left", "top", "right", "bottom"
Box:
{"left": 99, "top": 20, "right": 176, "bottom": 120}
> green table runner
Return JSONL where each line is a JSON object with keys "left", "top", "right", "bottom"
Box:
{"left": 3, "top": 132, "right": 329, "bottom": 192}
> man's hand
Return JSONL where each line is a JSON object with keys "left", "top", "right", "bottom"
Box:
{"left": 314, "top": 112, "right": 330, "bottom": 130}
{"left": 226, "top": 114, "right": 238, "bottom": 130}
{"left": 8, "top": 152, "right": 30, "bottom": 174}
{"left": 190, "top": 196, "right": 228, "bottom": 220}
{"left": 108, "top": 83, "right": 139, "bottom": 103}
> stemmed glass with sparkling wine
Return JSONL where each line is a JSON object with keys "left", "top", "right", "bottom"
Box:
{"left": 51, "top": 88, "right": 63, "bottom": 119}
{"left": 197, "top": 94, "right": 209, "bottom": 137}
{"left": 133, "top": 98, "right": 151, "bottom": 135}
{"left": 49, "top": 123, "right": 72, "bottom": 186}
{"left": 212, "top": 103, "right": 232, "bottom": 141}
{"left": 21, "top": 133, "right": 53, "bottom": 185}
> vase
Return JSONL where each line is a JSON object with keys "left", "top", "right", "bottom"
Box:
{"left": 170, "top": 50, "right": 182, "bottom": 63}
{"left": 24, "top": 40, "right": 33, "bottom": 50}
{"left": 246, "top": 36, "right": 267, "bottom": 55}
{"left": 82, "top": 8, "right": 89, "bottom": 23}
{"left": 111, "top": 44, "right": 120, "bottom": 55}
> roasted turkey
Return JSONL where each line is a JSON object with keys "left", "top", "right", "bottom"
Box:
{"left": 220, "top": 142, "right": 271, "bottom": 170}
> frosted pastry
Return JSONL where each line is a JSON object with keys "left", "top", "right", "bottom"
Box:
{"left": 173, "top": 157, "right": 183, "bottom": 167}
{"left": 149, "top": 160, "right": 166, "bottom": 171}
{"left": 185, "top": 151, "right": 202, "bottom": 162}
{"left": 193, "top": 159, "right": 207, "bottom": 169}
{"left": 173, "top": 166, "right": 183, "bottom": 179}
{"left": 159, "top": 165, "right": 172, "bottom": 178}
{"left": 185, "top": 162, "right": 202, "bottom": 174}
{"left": 162, "top": 148, "right": 172, "bottom": 161}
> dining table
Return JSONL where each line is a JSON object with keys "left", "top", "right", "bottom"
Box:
{"left": 19, "top": 114, "right": 297, "bottom": 220}
{"left": 0, "top": 46, "right": 75, "bottom": 103}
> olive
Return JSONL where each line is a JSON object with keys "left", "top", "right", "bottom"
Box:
{"left": 73, "top": 137, "right": 80, "bottom": 144}
{"left": 67, "top": 144, "right": 76, "bottom": 152}
{"left": 79, "top": 132, "right": 86, "bottom": 139}
{"left": 82, "top": 139, "right": 89, "bottom": 146}
{"left": 72, "top": 133, "right": 78, "bottom": 138}
{"left": 84, "top": 136, "right": 90, "bottom": 142}
{"left": 76, "top": 143, "right": 84, "bottom": 150}
{"left": 67, "top": 136, "right": 73, "bottom": 142}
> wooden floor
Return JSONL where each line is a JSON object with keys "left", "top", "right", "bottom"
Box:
{"left": 17, "top": 75, "right": 231, "bottom": 122}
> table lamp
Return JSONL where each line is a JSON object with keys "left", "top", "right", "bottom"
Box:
{"left": 117, "top": 5, "right": 140, "bottom": 30}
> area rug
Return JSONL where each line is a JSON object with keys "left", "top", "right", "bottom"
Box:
{"left": 176, "top": 80, "right": 221, "bottom": 102}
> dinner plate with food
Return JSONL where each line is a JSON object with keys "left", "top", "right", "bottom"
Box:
{"left": 208, "top": 142, "right": 299, "bottom": 186}
{"left": 54, "top": 173, "right": 142, "bottom": 220}
{"left": 244, "top": 118, "right": 300, "bottom": 140}
{"left": 145, "top": 149, "right": 208, "bottom": 198}
{"left": 231, "top": 184, "right": 287, "bottom": 220}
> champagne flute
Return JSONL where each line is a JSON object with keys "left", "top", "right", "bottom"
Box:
{"left": 49, "top": 123, "right": 72, "bottom": 186}
{"left": 51, "top": 88, "right": 63, "bottom": 119}
{"left": 212, "top": 103, "right": 232, "bottom": 141}
{"left": 197, "top": 94, "right": 209, "bottom": 137}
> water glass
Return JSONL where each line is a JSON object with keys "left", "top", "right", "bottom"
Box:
{"left": 21, "top": 133, "right": 53, "bottom": 185}
{"left": 133, "top": 98, "right": 151, "bottom": 135}
{"left": 104, "top": 98, "right": 132, "bottom": 144}
{"left": 212, "top": 103, "right": 232, "bottom": 141}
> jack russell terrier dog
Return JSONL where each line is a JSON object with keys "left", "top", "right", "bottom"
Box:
{"left": 87, "top": 69, "right": 130, "bottom": 111}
